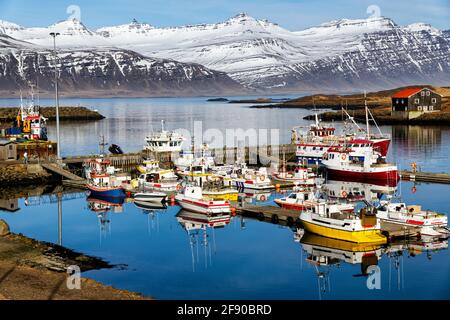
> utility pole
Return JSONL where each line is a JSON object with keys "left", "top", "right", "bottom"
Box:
{"left": 50, "top": 32, "right": 61, "bottom": 160}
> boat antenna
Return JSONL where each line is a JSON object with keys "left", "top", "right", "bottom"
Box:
{"left": 161, "top": 119, "right": 165, "bottom": 132}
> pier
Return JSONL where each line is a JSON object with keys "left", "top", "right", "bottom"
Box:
{"left": 234, "top": 203, "right": 300, "bottom": 225}
{"left": 400, "top": 170, "right": 450, "bottom": 184}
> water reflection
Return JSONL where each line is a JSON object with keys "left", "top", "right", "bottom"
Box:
{"left": 0, "top": 179, "right": 448, "bottom": 299}
{"left": 86, "top": 195, "right": 124, "bottom": 241}
{"left": 176, "top": 209, "right": 231, "bottom": 272}
{"left": 297, "top": 229, "right": 448, "bottom": 297}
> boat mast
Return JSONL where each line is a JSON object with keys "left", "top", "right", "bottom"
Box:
{"left": 364, "top": 91, "right": 370, "bottom": 139}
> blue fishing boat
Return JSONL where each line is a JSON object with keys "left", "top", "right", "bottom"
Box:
{"left": 85, "top": 158, "right": 128, "bottom": 198}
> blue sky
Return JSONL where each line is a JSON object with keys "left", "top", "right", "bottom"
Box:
{"left": 0, "top": 0, "right": 449, "bottom": 30}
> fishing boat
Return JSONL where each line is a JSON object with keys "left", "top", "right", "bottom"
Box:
{"left": 376, "top": 198, "right": 449, "bottom": 237}
{"left": 293, "top": 99, "right": 390, "bottom": 165}
{"left": 275, "top": 189, "right": 354, "bottom": 212}
{"left": 137, "top": 160, "right": 180, "bottom": 191}
{"left": 321, "top": 146, "right": 399, "bottom": 186}
{"left": 271, "top": 166, "right": 318, "bottom": 185}
{"left": 175, "top": 185, "right": 231, "bottom": 215}
{"left": 143, "top": 120, "right": 184, "bottom": 152}
{"left": 134, "top": 192, "right": 167, "bottom": 203}
{"left": 232, "top": 167, "right": 274, "bottom": 191}
{"left": 300, "top": 202, "right": 387, "bottom": 244}
{"left": 85, "top": 158, "right": 127, "bottom": 198}
{"left": 174, "top": 143, "right": 215, "bottom": 171}
{"left": 201, "top": 178, "right": 239, "bottom": 201}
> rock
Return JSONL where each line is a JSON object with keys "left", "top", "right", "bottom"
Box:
{"left": 0, "top": 219, "right": 10, "bottom": 236}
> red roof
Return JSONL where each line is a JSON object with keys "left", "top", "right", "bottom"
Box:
{"left": 392, "top": 88, "right": 423, "bottom": 98}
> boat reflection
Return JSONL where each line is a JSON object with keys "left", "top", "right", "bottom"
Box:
{"left": 297, "top": 229, "right": 449, "bottom": 296}
{"left": 87, "top": 195, "right": 124, "bottom": 240}
{"left": 323, "top": 179, "right": 398, "bottom": 203}
{"left": 176, "top": 209, "right": 231, "bottom": 272}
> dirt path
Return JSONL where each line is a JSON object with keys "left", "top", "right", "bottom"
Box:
{"left": 0, "top": 233, "right": 149, "bottom": 300}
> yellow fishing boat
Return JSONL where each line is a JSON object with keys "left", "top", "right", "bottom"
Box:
{"left": 300, "top": 202, "right": 387, "bottom": 244}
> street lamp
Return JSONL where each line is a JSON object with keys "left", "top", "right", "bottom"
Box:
{"left": 50, "top": 32, "right": 61, "bottom": 160}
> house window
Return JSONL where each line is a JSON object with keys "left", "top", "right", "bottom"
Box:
{"left": 421, "top": 91, "right": 425, "bottom": 96}
{"left": 432, "top": 98, "right": 437, "bottom": 103}
{"left": 418, "top": 106, "right": 422, "bottom": 111}
{"left": 426, "top": 91, "right": 430, "bottom": 96}
{"left": 430, "top": 106, "right": 434, "bottom": 111}
{"left": 415, "top": 98, "right": 419, "bottom": 104}
{"left": 401, "top": 99, "right": 404, "bottom": 104}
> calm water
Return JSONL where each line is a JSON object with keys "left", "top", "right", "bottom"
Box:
{"left": 1, "top": 96, "right": 449, "bottom": 299}
{"left": 1, "top": 181, "right": 449, "bottom": 300}
{"left": 1, "top": 96, "right": 449, "bottom": 172}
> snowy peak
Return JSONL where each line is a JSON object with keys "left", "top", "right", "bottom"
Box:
{"left": 0, "top": 20, "right": 25, "bottom": 35}
{"left": 46, "top": 18, "right": 94, "bottom": 36}
{"left": 403, "top": 22, "right": 441, "bottom": 35}
{"left": 297, "top": 16, "right": 396, "bottom": 36}
{"left": 97, "top": 19, "right": 154, "bottom": 37}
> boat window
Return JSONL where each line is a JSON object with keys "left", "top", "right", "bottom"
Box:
{"left": 312, "top": 147, "right": 316, "bottom": 150}
{"left": 304, "top": 194, "right": 309, "bottom": 200}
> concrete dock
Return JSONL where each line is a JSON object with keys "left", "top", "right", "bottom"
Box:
{"left": 400, "top": 170, "right": 450, "bottom": 184}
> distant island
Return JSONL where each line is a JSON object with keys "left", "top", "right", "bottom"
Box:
{"left": 249, "top": 85, "right": 450, "bottom": 125}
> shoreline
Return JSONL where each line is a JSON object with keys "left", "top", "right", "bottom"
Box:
{"left": 0, "top": 222, "right": 149, "bottom": 300}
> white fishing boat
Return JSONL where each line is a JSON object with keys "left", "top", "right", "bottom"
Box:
{"left": 233, "top": 167, "right": 274, "bottom": 191}
{"left": 134, "top": 192, "right": 167, "bottom": 203}
{"left": 174, "top": 143, "right": 215, "bottom": 171}
{"left": 377, "top": 199, "right": 449, "bottom": 237}
{"left": 143, "top": 120, "right": 184, "bottom": 152}
{"left": 271, "top": 166, "right": 318, "bottom": 185}
{"left": 136, "top": 159, "right": 180, "bottom": 191}
{"left": 275, "top": 189, "right": 354, "bottom": 212}
{"left": 175, "top": 185, "right": 231, "bottom": 215}
{"left": 322, "top": 146, "right": 399, "bottom": 186}
{"left": 300, "top": 202, "right": 387, "bottom": 244}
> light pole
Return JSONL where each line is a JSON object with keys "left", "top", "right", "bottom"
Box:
{"left": 50, "top": 32, "right": 61, "bottom": 160}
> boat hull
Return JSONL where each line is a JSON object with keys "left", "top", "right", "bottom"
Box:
{"left": 326, "top": 168, "right": 399, "bottom": 186}
{"left": 175, "top": 197, "right": 231, "bottom": 215}
{"left": 87, "top": 185, "right": 125, "bottom": 198}
{"left": 302, "top": 220, "right": 386, "bottom": 244}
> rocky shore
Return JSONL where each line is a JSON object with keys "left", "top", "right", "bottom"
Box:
{"left": 0, "top": 106, "right": 105, "bottom": 122}
{"left": 0, "top": 164, "right": 55, "bottom": 187}
{"left": 0, "top": 220, "right": 148, "bottom": 300}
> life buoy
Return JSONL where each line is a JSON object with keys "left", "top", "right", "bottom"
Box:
{"left": 341, "top": 153, "right": 347, "bottom": 161}
{"left": 176, "top": 184, "right": 182, "bottom": 191}
{"left": 260, "top": 195, "right": 267, "bottom": 201}
{"left": 341, "top": 191, "right": 348, "bottom": 198}
{"left": 411, "top": 186, "right": 417, "bottom": 194}
{"left": 260, "top": 175, "right": 266, "bottom": 181}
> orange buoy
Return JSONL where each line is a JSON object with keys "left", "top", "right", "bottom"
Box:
{"left": 275, "top": 184, "right": 281, "bottom": 189}
{"left": 170, "top": 194, "right": 176, "bottom": 205}
{"left": 231, "top": 207, "right": 237, "bottom": 216}
{"left": 127, "top": 191, "right": 132, "bottom": 198}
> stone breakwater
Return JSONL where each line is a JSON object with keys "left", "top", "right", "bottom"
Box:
{"left": 0, "top": 164, "right": 54, "bottom": 187}
{"left": 0, "top": 106, "right": 104, "bottom": 122}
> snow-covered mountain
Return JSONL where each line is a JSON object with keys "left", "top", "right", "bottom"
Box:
{"left": 0, "top": 34, "right": 242, "bottom": 96}
{"left": 0, "top": 13, "right": 449, "bottom": 92}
